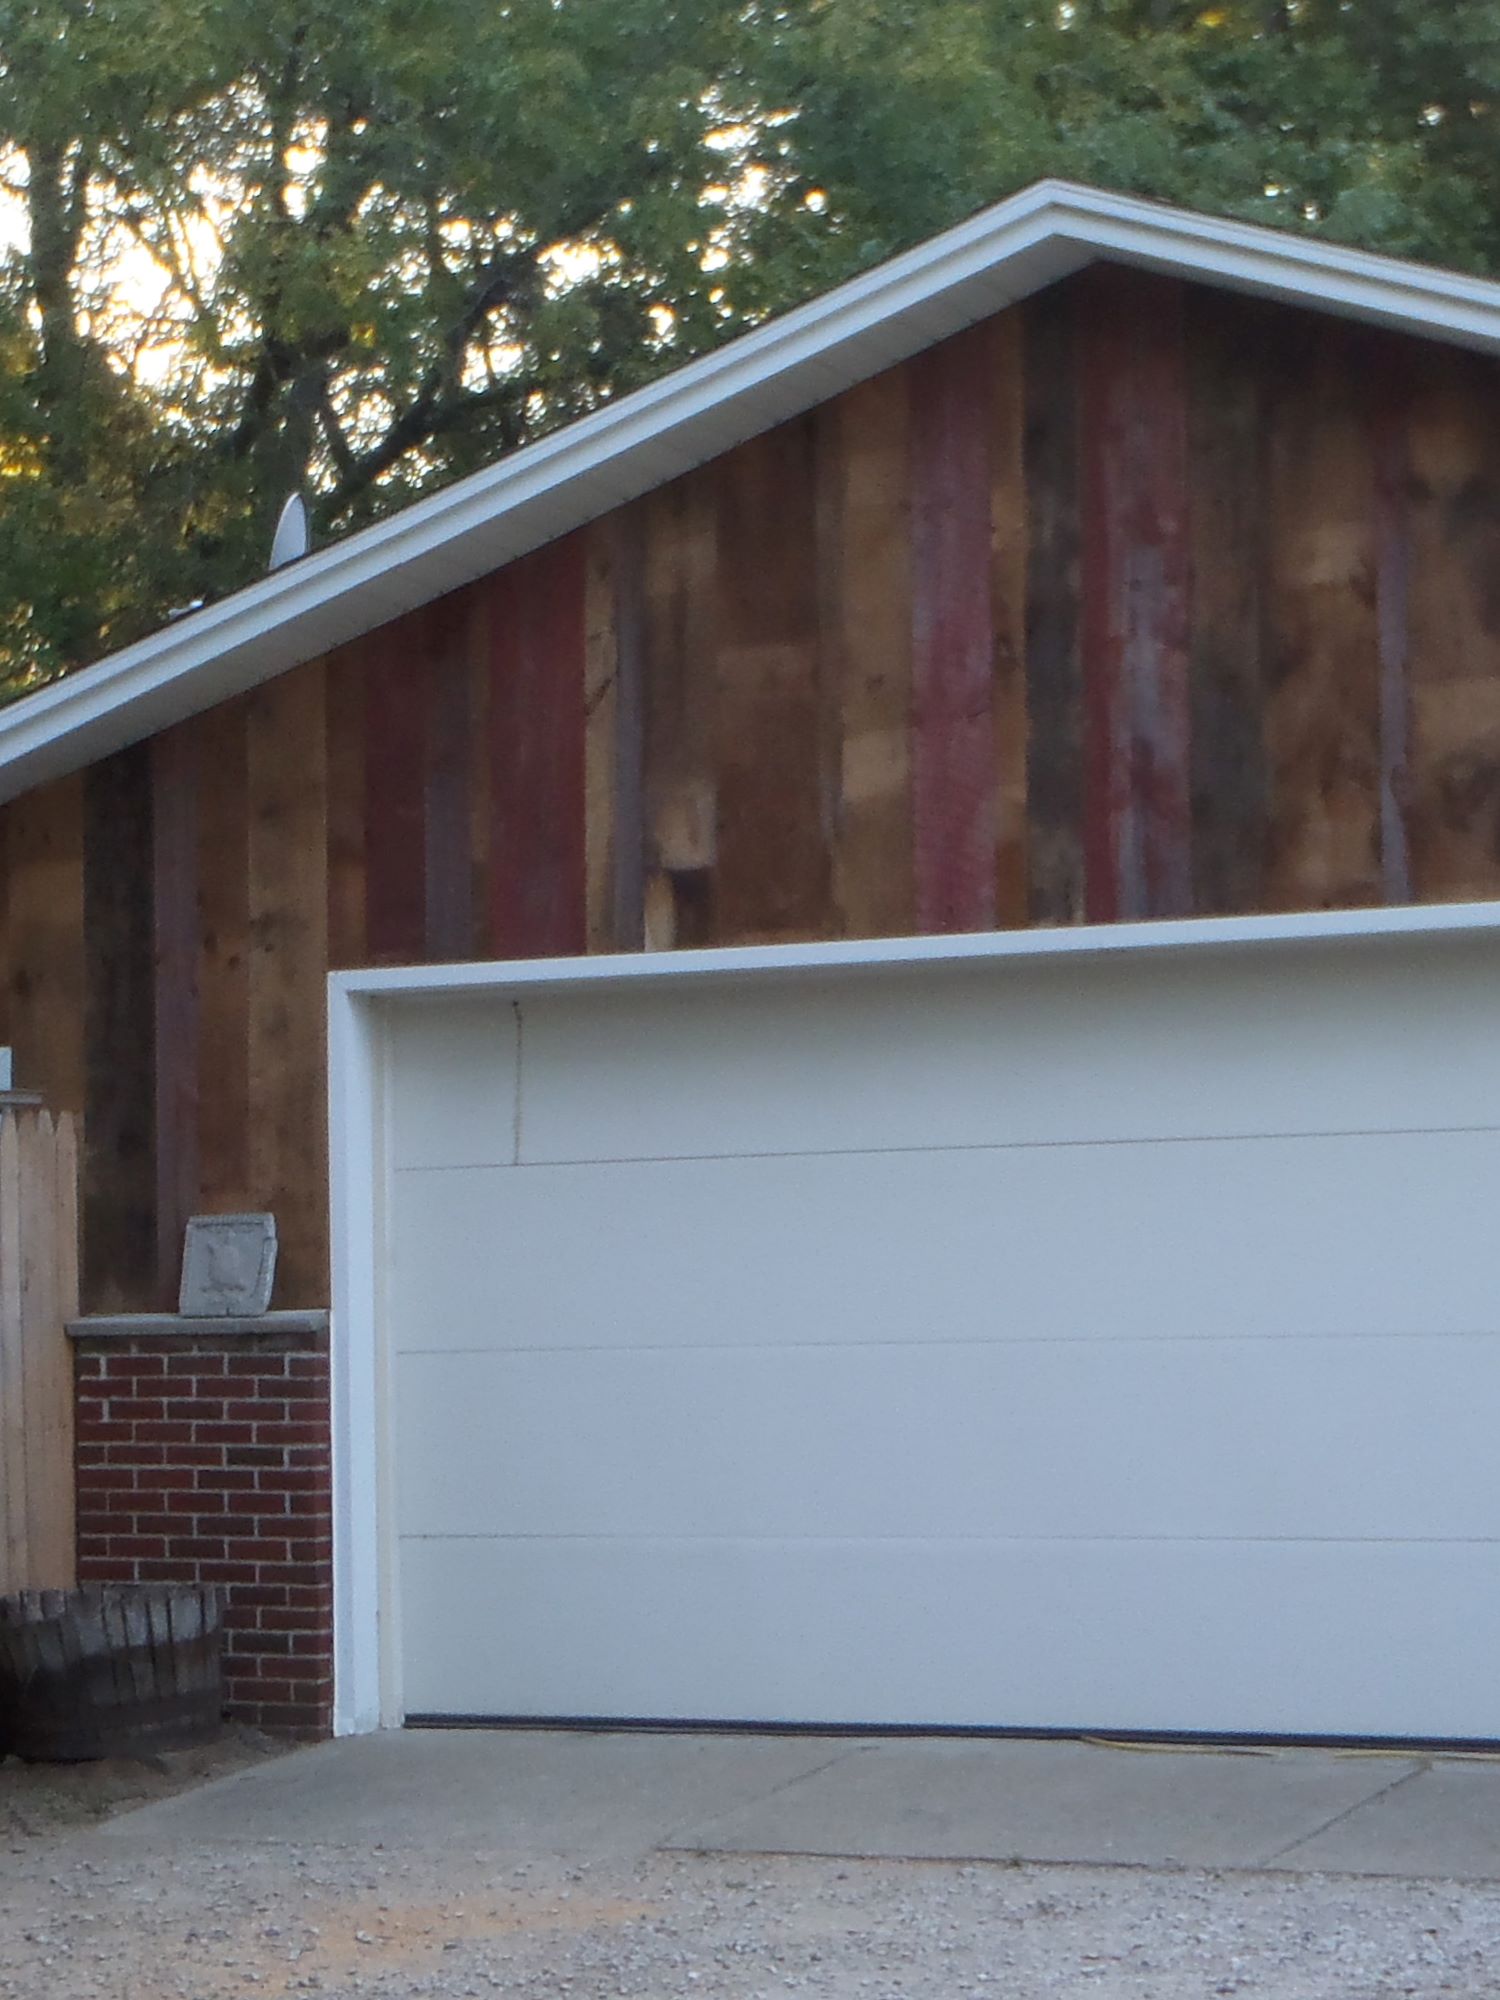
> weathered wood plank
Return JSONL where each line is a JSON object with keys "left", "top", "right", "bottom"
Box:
{"left": 423, "top": 598, "right": 475, "bottom": 961}
{"left": 194, "top": 698, "right": 252, "bottom": 1216}
{"left": 0, "top": 1112, "right": 25, "bottom": 1589}
{"left": 246, "top": 661, "right": 330, "bottom": 1305}
{"left": 1187, "top": 290, "right": 1270, "bottom": 916}
{"left": 816, "top": 369, "right": 914, "bottom": 940}
{"left": 990, "top": 314, "right": 1029, "bottom": 929}
{"left": 1079, "top": 268, "right": 1192, "bottom": 922}
{"left": 1372, "top": 345, "right": 1415, "bottom": 904}
{"left": 1403, "top": 346, "right": 1500, "bottom": 901}
{"left": 364, "top": 613, "right": 427, "bottom": 964}
{"left": 152, "top": 728, "right": 200, "bottom": 1305}
{"left": 488, "top": 533, "right": 588, "bottom": 957}
{"left": 81, "top": 750, "right": 155, "bottom": 1312}
{"left": 0, "top": 1109, "right": 78, "bottom": 1592}
{"left": 1264, "top": 318, "right": 1382, "bottom": 911}
{"left": 714, "top": 416, "right": 831, "bottom": 943}
{"left": 6, "top": 775, "right": 85, "bottom": 1114}
{"left": 642, "top": 474, "right": 718, "bottom": 949}
{"left": 18, "top": 1110, "right": 77, "bottom": 1586}
{"left": 325, "top": 643, "right": 368, "bottom": 971}
{"left": 910, "top": 325, "right": 997, "bottom": 934}
{"left": 1023, "top": 283, "right": 1085, "bottom": 926}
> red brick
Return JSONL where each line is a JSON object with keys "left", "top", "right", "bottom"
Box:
{"left": 225, "top": 1399, "right": 287, "bottom": 1423}
{"left": 191, "top": 1421, "right": 253, "bottom": 1445}
{"left": 226, "top": 1443, "right": 287, "bottom": 1467}
{"left": 226, "top": 1537, "right": 287, "bottom": 1562}
{"left": 108, "top": 1397, "right": 168, "bottom": 1421}
{"left": 253, "top": 1421, "right": 329, "bottom": 1446}
{"left": 230, "top": 1584, "right": 291, "bottom": 1609}
{"left": 135, "top": 1421, "right": 195, "bottom": 1444}
{"left": 107, "top": 1536, "right": 166, "bottom": 1559}
{"left": 167, "top": 1351, "right": 224, "bottom": 1375}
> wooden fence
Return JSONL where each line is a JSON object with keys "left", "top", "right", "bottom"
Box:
{"left": 0, "top": 1101, "right": 79, "bottom": 1593}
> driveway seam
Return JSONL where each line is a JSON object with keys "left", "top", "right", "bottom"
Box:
{"left": 655, "top": 1742, "right": 874, "bottom": 1853}
{"left": 1256, "top": 1760, "right": 1428, "bottom": 1866}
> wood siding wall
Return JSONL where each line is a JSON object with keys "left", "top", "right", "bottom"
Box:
{"left": 4, "top": 267, "right": 1500, "bottom": 1311}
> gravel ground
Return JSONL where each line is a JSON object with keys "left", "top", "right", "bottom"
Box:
{"left": 5, "top": 1832, "right": 1500, "bottom": 1999}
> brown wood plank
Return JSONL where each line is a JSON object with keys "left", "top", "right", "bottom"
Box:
{"left": 1403, "top": 347, "right": 1500, "bottom": 901}
{"left": 0, "top": 1111, "right": 25, "bottom": 1588}
{"left": 6, "top": 774, "right": 85, "bottom": 1114}
{"left": 0, "top": 815, "right": 11, "bottom": 1053}
{"left": 909, "top": 325, "right": 997, "bottom": 934}
{"left": 582, "top": 510, "right": 648, "bottom": 952}
{"left": 1079, "top": 268, "right": 1193, "bottom": 922}
{"left": 816, "top": 369, "right": 915, "bottom": 940}
{"left": 325, "top": 643, "right": 368, "bottom": 971}
{"left": 1187, "top": 290, "right": 1270, "bottom": 916}
{"left": 990, "top": 314, "right": 1029, "bottom": 929}
{"left": 1023, "top": 283, "right": 1085, "bottom": 926}
{"left": 423, "top": 597, "right": 475, "bottom": 961}
{"left": 714, "top": 416, "right": 831, "bottom": 944}
{"left": 152, "top": 727, "right": 200, "bottom": 1305}
{"left": 81, "top": 750, "right": 155, "bottom": 1312}
{"left": 363, "top": 612, "right": 427, "bottom": 964}
{"left": 1264, "top": 318, "right": 1382, "bottom": 911}
{"left": 194, "top": 698, "right": 252, "bottom": 1215}
{"left": 488, "top": 533, "right": 588, "bottom": 957}
{"left": 246, "top": 660, "right": 330, "bottom": 1305}
{"left": 1372, "top": 346, "right": 1415, "bottom": 904}
{"left": 583, "top": 517, "right": 631, "bottom": 953}
{"left": 642, "top": 473, "right": 718, "bottom": 949}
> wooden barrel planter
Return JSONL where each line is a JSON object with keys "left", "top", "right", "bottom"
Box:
{"left": 0, "top": 1586, "right": 223, "bottom": 1762}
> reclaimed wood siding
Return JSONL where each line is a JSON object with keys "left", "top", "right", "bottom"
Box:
{"left": 6, "top": 266, "right": 1500, "bottom": 1310}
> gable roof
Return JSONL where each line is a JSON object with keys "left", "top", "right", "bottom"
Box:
{"left": 7, "top": 175, "right": 1500, "bottom": 804}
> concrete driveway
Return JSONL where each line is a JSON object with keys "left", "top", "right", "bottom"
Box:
{"left": 102, "top": 1727, "right": 1500, "bottom": 1878}
{"left": 5, "top": 1732, "right": 1500, "bottom": 1999}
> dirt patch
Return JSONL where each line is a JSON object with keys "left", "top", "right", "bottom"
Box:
{"left": 0, "top": 1721, "right": 297, "bottom": 1844}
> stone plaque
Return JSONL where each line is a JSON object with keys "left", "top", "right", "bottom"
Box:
{"left": 179, "top": 1213, "right": 278, "bottom": 1318}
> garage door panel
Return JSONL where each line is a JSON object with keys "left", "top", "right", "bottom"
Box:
{"left": 389, "top": 1131, "right": 1500, "bottom": 1356}
{"left": 395, "top": 1337, "right": 1500, "bottom": 1544}
{"left": 518, "top": 945, "right": 1500, "bottom": 1165}
{"left": 388, "top": 1000, "right": 518, "bottom": 1170}
{"left": 398, "top": 1535, "right": 1500, "bottom": 1740}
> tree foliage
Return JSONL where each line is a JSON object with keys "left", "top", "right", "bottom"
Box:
{"left": 4, "top": 0, "right": 1500, "bottom": 686}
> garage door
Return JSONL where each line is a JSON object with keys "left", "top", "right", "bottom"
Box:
{"left": 382, "top": 930, "right": 1500, "bottom": 1740}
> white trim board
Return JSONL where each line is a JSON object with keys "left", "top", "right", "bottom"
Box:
{"left": 11, "top": 177, "right": 1500, "bottom": 805}
{"left": 325, "top": 900, "right": 1500, "bottom": 1733}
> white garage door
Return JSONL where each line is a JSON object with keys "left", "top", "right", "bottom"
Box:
{"left": 383, "top": 930, "right": 1500, "bottom": 1740}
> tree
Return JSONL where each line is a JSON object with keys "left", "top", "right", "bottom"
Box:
{"left": 4, "top": 0, "right": 1500, "bottom": 689}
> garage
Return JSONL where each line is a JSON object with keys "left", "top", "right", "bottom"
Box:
{"left": 335, "top": 912, "right": 1500, "bottom": 1742}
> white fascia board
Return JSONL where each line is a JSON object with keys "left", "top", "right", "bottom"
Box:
{"left": 328, "top": 900, "right": 1500, "bottom": 1011}
{"left": 10, "top": 178, "right": 1500, "bottom": 804}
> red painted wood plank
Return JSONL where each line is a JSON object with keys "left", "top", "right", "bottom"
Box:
{"left": 1079, "top": 270, "right": 1192, "bottom": 922}
{"left": 488, "top": 534, "right": 588, "bottom": 957}
{"left": 1023, "top": 283, "right": 1085, "bottom": 926}
{"left": 363, "top": 613, "right": 428, "bottom": 963}
{"left": 423, "top": 595, "right": 475, "bottom": 960}
{"left": 151, "top": 728, "right": 199, "bottom": 1306}
{"left": 910, "top": 325, "right": 997, "bottom": 934}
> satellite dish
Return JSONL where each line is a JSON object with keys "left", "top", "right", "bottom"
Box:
{"left": 269, "top": 492, "right": 310, "bottom": 570}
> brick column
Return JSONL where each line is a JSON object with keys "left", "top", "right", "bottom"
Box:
{"left": 72, "top": 1325, "right": 333, "bottom": 1736}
